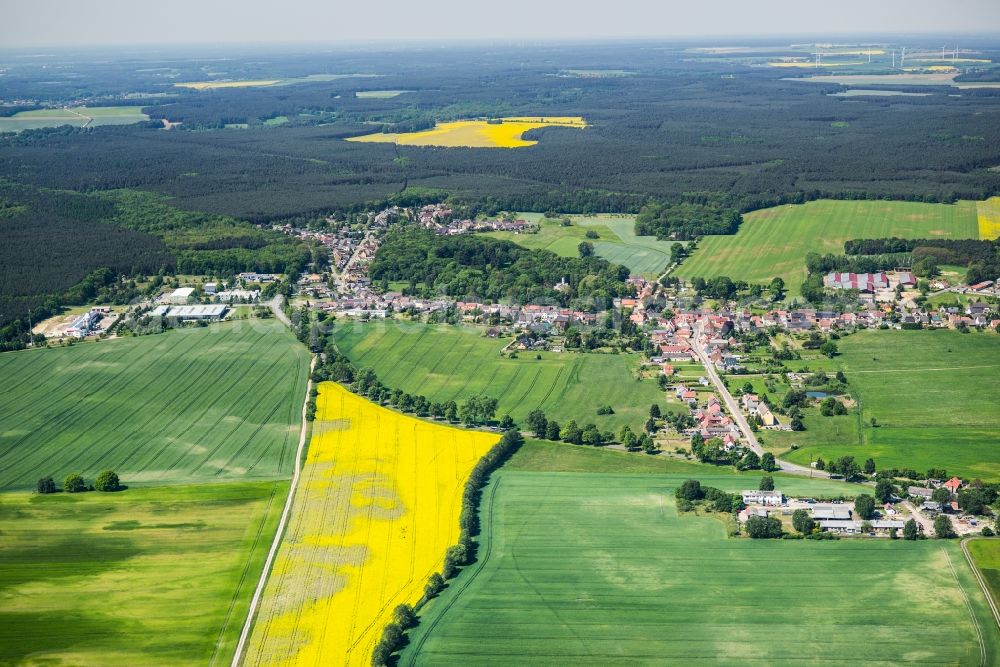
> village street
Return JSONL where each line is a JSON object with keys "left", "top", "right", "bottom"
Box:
{"left": 692, "top": 322, "right": 826, "bottom": 479}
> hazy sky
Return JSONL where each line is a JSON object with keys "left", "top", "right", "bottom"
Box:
{"left": 2, "top": 0, "right": 999, "bottom": 48}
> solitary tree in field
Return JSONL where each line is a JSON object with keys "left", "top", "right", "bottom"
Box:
{"left": 759, "top": 476, "right": 774, "bottom": 491}
{"left": 578, "top": 241, "right": 594, "bottom": 258}
{"left": 760, "top": 452, "right": 777, "bottom": 472}
{"left": 903, "top": 519, "right": 919, "bottom": 541}
{"left": 94, "top": 470, "right": 120, "bottom": 492}
{"left": 676, "top": 479, "right": 703, "bottom": 501}
{"left": 37, "top": 477, "right": 56, "bottom": 494}
{"left": 649, "top": 403, "right": 661, "bottom": 419}
{"left": 63, "top": 474, "right": 86, "bottom": 493}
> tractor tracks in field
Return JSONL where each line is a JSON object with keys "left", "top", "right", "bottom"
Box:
{"left": 230, "top": 355, "right": 316, "bottom": 667}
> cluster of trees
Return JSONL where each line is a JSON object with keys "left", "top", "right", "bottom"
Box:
{"left": 525, "top": 409, "right": 655, "bottom": 452}
{"left": 674, "top": 479, "right": 744, "bottom": 514}
{"left": 813, "top": 455, "right": 873, "bottom": 481}
{"left": 805, "top": 251, "right": 915, "bottom": 276}
{"left": 371, "top": 603, "right": 418, "bottom": 666}
{"left": 745, "top": 514, "right": 783, "bottom": 538}
{"left": 634, "top": 202, "right": 742, "bottom": 240}
{"left": 819, "top": 397, "right": 848, "bottom": 417}
{"left": 369, "top": 228, "right": 631, "bottom": 307}
{"left": 37, "top": 470, "right": 120, "bottom": 494}
{"left": 688, "top": 434, "right": 776, "bottom": 471}
{"left": 526, "top": 409, "right": 616, "bottom": 447}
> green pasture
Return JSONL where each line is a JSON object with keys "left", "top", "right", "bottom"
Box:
{"left": 770, "top": 330, "right": 1000, "bottom": 479}
{"left": 0, "top": 320, "right": 310, "bottom": 490}
{"left": 968, "top": 539, "right": 1000, "bottom": 614}
{"left": 402, "top": 471, "right": 995, "bottom": 665}
{"left": 0, "top": 480, "right": 287, "bottom": 665}
{"left": 0, "top": 106, "right": 149, "bottom": 132}
{"left": 332, "top": 322, "right": 665, "bottom": 433}
{"left": 487, "top": 214, "right": 674, "bottom": 277}
{"left": 675, "top": 199, "right": 980, "bottom": 295}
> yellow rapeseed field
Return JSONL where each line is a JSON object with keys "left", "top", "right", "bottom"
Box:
{"left": 174, "top": 80, "right": 281, "bottom": 89}
{"left": 977, "top": 197, "right": 1000, "bottom": 240}
{"left": 346, "top": 116, "right": 587, "bottom": 148}
{"left": 244, "top": 382, "right": 497, "bottom": 666}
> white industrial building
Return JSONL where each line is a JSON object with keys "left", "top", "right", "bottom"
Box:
{"left": 167, "top": 287, "right": 196, "bottom": 304}
{"left": 165, "top": 305, "right": 228, "bottom": 320}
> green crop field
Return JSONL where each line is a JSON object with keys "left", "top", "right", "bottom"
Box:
{"left": 0, "top": 480, "right": 286, "bottom": 665}
{"left": 402, "top": 471, "right": 997, "bottom": 665}
{"left": 0, "top": 320, "right": 310, "bottom": 490}
{"left": 332, "top": 322, "right": 665, "bottom": 433}
{"left": 770, "top": 330, "right": 1000, "bottom": 480}
{"left": 487, "top": 215, "right": 675, "bottom": 277}
{"left": 967, "top": 539, "right": 1000, "bottom": 614}
{"left": 675, "top": 199, "right": 980, "bottom": 295}
{"left": 0, "top": 106, "right": 149, "bottom": 132}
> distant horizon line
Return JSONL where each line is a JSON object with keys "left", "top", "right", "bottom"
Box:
{"left": 2, "top": 31, "right": 999, "bottom": 54}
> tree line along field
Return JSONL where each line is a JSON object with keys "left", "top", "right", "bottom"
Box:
{"left": 675, "top": 199, "right": 981, "bottom": 295}
{"left": 402, "top": 470, "right": 997, "bottom": 665}
{"left": 765, "top": 330, "right": 1000, "bottom": 480}
{"left": 0, "top": 480, "right": 286, "bottom": 665}
{"left": 331, "top": 322, "right": 667, "bottom": 433}
{"left": 0, "top": 320, "right": 310, "bottom": 490}
{"left": 245, "top": 382, "right": 496, "bottom": 666}
{"left": 486, "top": 214, "right": 675, "bottom": 277}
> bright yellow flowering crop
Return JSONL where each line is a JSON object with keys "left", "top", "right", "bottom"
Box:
{"left": 346, "top": 116, "right": 587, "bottom": 148}
{"left": 977, "top": 197, "right": 1000, "bottom": 240}
{"left": 244, "top": 382, "right": 497, "bottom": 666}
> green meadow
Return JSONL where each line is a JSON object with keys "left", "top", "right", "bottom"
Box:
{"left": 402, "top": 470, "right": 995, "bottom": 665}
{"left": 0, "top": 106, "right": 149, "bottom": 132}
{"left": 0, "top": 320, "right": 310, "bottom": 490}
{"left": 968, "top": 539, "right": 1000, "bottom": 613}
{"left": 0, "top": 480, "right": 286, "bottom": 665}
{"left": 770, "top": 330, "right": 1000, "bottom": 479}
{"left": 487, "top": 214, "right": 675, "bottom": 277}
{"left": 675, "top": 199, "right": 980, "bottom": 295}
{"left": 332, "top": 322, "right": 666, "bottom": 433}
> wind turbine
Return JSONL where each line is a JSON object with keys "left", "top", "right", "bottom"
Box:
{"left": 812, "top": 52, "right": 823, "bottom": 68}
{"left": 891, "top": 49, "right": 896, "bottom": 68}
{"left": 942, "top": 45, "right": 947, "bottom": 60}
{"left": 899, "top": 46, "right": 906, "bottom": 67}
{"left": 953, "top": 47, "right": 958, "bottom": 65}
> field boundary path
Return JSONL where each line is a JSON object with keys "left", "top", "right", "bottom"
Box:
{"left": 230, "top": 355, "right": 316, "bottom": 667}
{"left": 963, "top": 537, "right": 1000, "bottom": 632}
